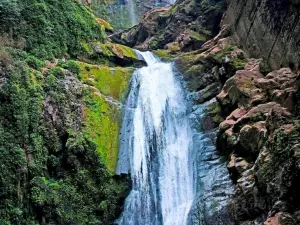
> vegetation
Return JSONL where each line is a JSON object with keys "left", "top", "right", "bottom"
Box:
{"left": 0, "top": 0, "right": 104, "bottom": 59}
{"left": 79, "top": 62, "right": 134, "bottom": 171}
{"left": 0, "top": 0, "right": 132, "bottom": 223}
{"left": 0, "top": 47, "right": 129, "bottom": 224}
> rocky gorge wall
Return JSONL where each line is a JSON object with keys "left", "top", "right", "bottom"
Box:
{"left": 223, "top": 0, "right": 300, "bottom": 70}
{"left": 177, "top": 25, "right": 300, "bottom": 225}
{"left": 114, "top": 0, "right": 300, "bottom": 224}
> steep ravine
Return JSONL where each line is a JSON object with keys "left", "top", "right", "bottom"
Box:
{"left": 113, "top": 0, "right": 300, "bottom": 224}
{"left": 0, "top": 0, "right": 299, "bottom": 224}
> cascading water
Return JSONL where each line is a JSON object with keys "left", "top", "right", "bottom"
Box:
{"left": 127, "top": 0, "right": 137, "bottom": 26}
{"left": 116, "top": 51, "right": 195, "bottom": 225}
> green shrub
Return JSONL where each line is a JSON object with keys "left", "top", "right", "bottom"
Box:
{"left": 85, "top": 65, "right": 91, "bottom": 72}
{"left": 0, "top": 0, "right": 20, "bottom": 31}
{"left": 49, "top": 67, "right": 65, "bottom": 78}
{"left": 25, "top": 55, "right": 44, "bottom": 70}
{"left": 67, "top": 60, "right": 81, "bottom": 76}
{"left": 0, "top": 0, "right": 104, "bottom": 59}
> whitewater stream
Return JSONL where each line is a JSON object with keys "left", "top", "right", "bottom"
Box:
{"left": 116, "top": 51, "right": 195, "bottom": 225}
{"left": 116, "top": 51, "right": 233, "bottom": 225}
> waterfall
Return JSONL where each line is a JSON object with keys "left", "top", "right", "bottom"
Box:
{"left": 127, "top": 0, "right": 137, "bottom": 26}
{"left": 116, "top": 51, "right": 195, "bottom": 225}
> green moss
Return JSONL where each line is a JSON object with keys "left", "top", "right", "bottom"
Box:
{"left": 100, "top": 43, "right": 138, "bottom": 60}
{"left": 79, "top": 62, "right": 134, "bottom": 171}
{"left": 28, "top": 68, "right": 43, "bottom": 87}
{"left": 167, "top": 42, "right": 180, "bottom": 52}
{"left": 81, "top": 41, "right": 93, "bottom": 55}
{"left": 149, "top": 40, "right": 159, "bottom": 49}
{"left": 191, "top": 31, "right": 207, "bottom": 42}
{"left": 83, "top": 91, "right": 121, "bottom": 172}
{"left": 210, "top": 45, "right": 247, "bottom": 70}
{"left": 232, "top": 57, "right": 246, "bottom": 70}
{"left": 207, "top": 102, "right": 224, "bottom": 125}
{"left": 79, "top": 62, "right": 133, "bottom": 101}
{"left": 153, "top": 49, "right": 177, "bottom": 62}
{"left": 96, "top": 17, "right": 114, "bottom": 32}
{"left": 80, "top": 42, "right": 139, "bottom": 66}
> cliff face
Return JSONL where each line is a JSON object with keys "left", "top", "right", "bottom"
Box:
{"left": 223, "top": 0, "right": 300, "bottom": 70}
{"left": 159, "top": 0, "right": 300, "bottom": 224}
{"left": 176, "top": 25, "right": 300, "bottom": 225}
{"left": 0, "top": 1, "right": 143, "bottom": 224}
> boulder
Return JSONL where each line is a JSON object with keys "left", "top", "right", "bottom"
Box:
{"left": 237, "top": 121, "right": 267, "bottom": 158}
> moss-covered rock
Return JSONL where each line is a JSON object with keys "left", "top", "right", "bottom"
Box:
{"left": 79, "top": 62, "right": 134, "bottom": 171}
{"left": 80, "top": 42, "right": 145, "bottom": 67}
{"left": 0, "top": 46, "right": 130, "bottom": 224}
{"left": 153, "top": 49, "right": 178, "bottom": 62}
{"left": 175, "top": 37, "right": 248, "bottom": 93}
{"left": 96, "top": 17, "right": 114, "bottom": 32}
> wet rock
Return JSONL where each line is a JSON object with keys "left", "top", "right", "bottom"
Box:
{"left": 193, "top": 82, "right": 223, "bottom": 104}
{"left": 176, "top": 36, "right": 246, "bottom": 95}
{"left": 80, "top": 42, "right": 145, "bottom": 67}
{"left": 229, "top": 168, "right": 266, "bottom": 222}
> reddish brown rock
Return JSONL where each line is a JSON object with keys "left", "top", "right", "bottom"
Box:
{"left": 238, "top": 121, "right": 267, "bottom": 157}
{"left": 217, "top": 60, "right": 266, "bottom": 110}
{"left": 264, "top": 213, "right": 296, "bottom": 225}
{"left": 219, "top": 107, "right": 247, "bottom": 133}
{"left": 234, "top": 103, "right": 291, "bottom": 131}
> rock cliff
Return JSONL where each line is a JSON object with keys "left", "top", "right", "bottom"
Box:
{"left": 223, "top": 0, "right": 300, "bottom": 70}
{"left": 125, "top": 0, "right": 300, "bottom": 224}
